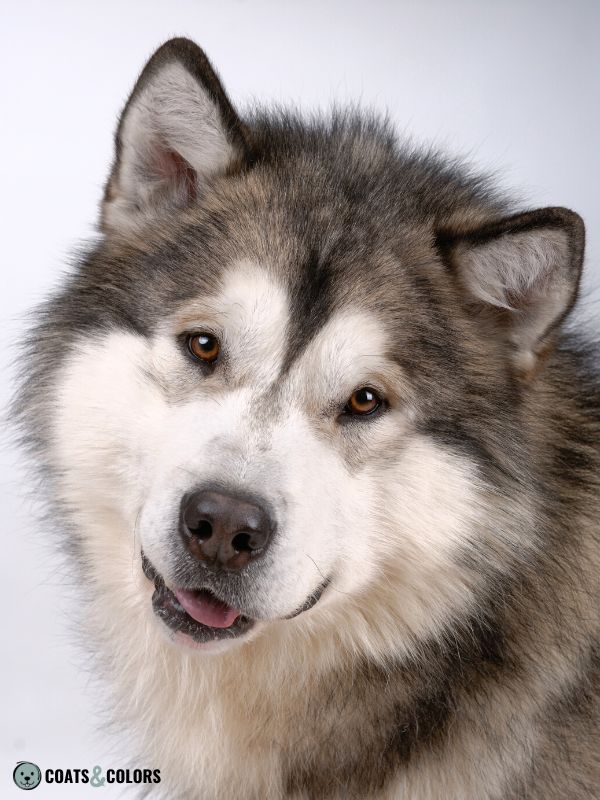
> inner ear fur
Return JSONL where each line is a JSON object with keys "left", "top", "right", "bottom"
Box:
{"left": 436, "top": 207, "right": 585, "bottom": 379}
{"left": 101, "top": 37, "right": 253, "bottom": 234}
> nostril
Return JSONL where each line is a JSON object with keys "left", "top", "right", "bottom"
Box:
{"left": 189, "top": 519, "right": 213, "bottom": 541}
{"left": 231, "top": 532, "right": 255, "bottom": 552}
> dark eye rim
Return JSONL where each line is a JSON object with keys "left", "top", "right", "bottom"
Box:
{"left": 182, "top": 331, "right": 221, "bottom": 365}
{"left": 340, "top": 386, "right": 388, "bottom": 420}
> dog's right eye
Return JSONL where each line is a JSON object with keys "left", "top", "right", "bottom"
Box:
{"left": 342, "top": 387, "right": 385, "bottom": 418}
{"left": 186, "top": 332, "right": 220, "bottom": 364}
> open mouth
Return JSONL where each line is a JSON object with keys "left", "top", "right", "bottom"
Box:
{"left": 142, "top": 553, "right": 255, "bottom": 644}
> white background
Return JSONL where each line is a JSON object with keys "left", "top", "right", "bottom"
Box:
{"left": 1, "top": 1, "right": 599, "bottom": 797}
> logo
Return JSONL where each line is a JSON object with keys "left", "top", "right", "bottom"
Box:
{"left": 12, "top": 761, "right": 161, "bottom": 790}
{"left": 13, "top": 762, "right": 42, "bottom": 790}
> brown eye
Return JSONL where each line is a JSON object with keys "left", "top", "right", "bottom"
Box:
{"left": 187, "top": 332, "right": 220, "bottom": 363}
{"left": 345, "top": 387, "right": 383, "bottom": 416}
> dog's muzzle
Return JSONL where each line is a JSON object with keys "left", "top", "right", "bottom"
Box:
{"left": 141, "top": 486, "right": 331, "bottom": 648}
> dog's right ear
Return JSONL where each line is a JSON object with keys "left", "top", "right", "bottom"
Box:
{"left": 101, "top": 38, "right": 251, "bottom": 234}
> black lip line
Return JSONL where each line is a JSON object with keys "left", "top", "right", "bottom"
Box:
{"left": 141, "top": 551, "right": 330, "bottom": 622}
{"left": 142, "top": 551, "right": 158, "bottom": 582}
{"left": 284, "top": 575, "right": 331, "bottom": 619}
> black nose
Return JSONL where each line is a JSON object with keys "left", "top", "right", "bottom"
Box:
{"left": 180, "top": 488, "right": 274, "bottom": 570}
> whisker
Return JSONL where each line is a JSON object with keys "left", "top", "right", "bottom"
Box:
{"left": 304, "top": 554, "right": 352, "bottom": 596}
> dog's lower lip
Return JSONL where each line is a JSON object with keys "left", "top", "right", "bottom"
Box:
{"left": 141, "top": 553, "right": 254, "bottom": 644}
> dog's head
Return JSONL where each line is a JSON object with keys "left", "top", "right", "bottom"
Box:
{"left": 24, "top": 39, "right": 584, "bottom": 656}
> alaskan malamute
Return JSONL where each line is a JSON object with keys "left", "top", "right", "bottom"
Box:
{"left": 16, "top": 38, "right": 600, "bottom": 799}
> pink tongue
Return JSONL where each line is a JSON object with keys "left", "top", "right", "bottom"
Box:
{"left": 173, "top": 587, "right": 241, "bottom": 629}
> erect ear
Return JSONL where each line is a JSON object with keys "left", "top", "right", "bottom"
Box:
{"left": 437, "top": 207, "right": 585, "bottom": 377}
{"left": 101, "top": 38, "right": 252, "bottom": 234}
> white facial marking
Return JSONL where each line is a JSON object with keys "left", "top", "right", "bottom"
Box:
{"left": 163, "top": 260, "right": 290, "bottom": 387}
{"left": 286, "top": 308, "right": 407, "bottom": 411}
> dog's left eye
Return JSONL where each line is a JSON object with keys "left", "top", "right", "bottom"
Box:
{"left": 186, "top": 332, "right": 220, "bottom": 364}
{"left": 343, "top": 387, "right": 384, "bottom": 417}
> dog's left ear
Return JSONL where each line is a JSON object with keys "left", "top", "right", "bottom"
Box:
{"left": 438, "top": 207, "right": 585, "bottom": 378}
{"left": 101, "top": 38, "right": 252, "bottom": 234}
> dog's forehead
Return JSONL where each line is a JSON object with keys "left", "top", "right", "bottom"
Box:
{"left": 170, "top": 259, "right": 391, "bottom": 388}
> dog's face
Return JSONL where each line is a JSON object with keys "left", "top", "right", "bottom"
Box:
{"left": 53, "top": 216, "right": 473, "bottom": 653}
{"left": 30, "top": 39, "right": 583, "bottom": 656}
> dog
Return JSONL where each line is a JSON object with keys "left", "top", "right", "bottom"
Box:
{"left": 16, "top": 37, "right": 599, "bottom": 799}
